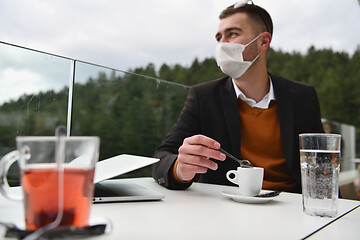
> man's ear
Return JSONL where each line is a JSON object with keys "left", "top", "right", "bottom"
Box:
{"left": 259, "top": 32, "right": 271, "bottom": 53}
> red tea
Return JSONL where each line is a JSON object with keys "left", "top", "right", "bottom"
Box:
{"left": 21, "top": 166, "right": 95, "bottom": 230}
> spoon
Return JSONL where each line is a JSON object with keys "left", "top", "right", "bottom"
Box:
{"left": 219, "top": 147, "right": 253, "bottom": 168}
{"left": 256, "top": 190, "right": 282, "bottom": 198}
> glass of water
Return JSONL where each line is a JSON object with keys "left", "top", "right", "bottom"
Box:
{"left": 299, "top": 133, "right": 341, "bottom": 217}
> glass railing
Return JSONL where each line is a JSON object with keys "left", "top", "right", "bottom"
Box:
{"left": 71, "top": 61, "right": 189, "bottom": 178}
{"left": 0, "top": 41, "right": 358, "bottom": 187}
{"left": 0, "top": 41, "right": 189, "bottom": 185}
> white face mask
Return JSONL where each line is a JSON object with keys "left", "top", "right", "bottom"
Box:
{"left": 215, "top": 34, "right": 262, "bottom": 78}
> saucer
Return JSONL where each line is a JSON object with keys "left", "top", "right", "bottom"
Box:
{"left": 222, "top": 189, "right": 279, "bottom": 204}
{"left": 2, "top": 216, "right": 111, "bottom": 239}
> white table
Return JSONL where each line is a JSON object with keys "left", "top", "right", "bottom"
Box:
{"left": 0, "top": 178, "right": 359, "bottom": 240}
{"left": 307, "top": 205, "right": 360, "bottom": 239}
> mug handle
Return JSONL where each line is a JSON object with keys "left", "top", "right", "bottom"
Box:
{"left": 226, "top": 170, "right": 239, "bottom": 186}
{"left": 0, "top": 150, "right": 23, "bottom": 201}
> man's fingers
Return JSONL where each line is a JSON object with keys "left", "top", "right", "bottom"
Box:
{"left": 184, "top": 135, "right": 221, "bottom": 150}
{"left": 178, "top": 161, "right": 209, "bottom": 174}
{"left": 176, "top": 160, "right": 210, "bottom": 181}
{"left": 179, "top": 154, "right": 218, "bottom": 171}
{"left": 179, "top": 143, "right": 225, "bottom": 161}
{"left": 176, "top": 134, "right": 226, "bottom": 181}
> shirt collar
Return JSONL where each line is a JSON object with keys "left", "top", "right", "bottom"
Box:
{"left": 232, "top": 76, "right": 275, "bottom": 109}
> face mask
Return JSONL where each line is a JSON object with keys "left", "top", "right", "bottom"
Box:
{"left": 215, "top": 34, "right": 261, "bottom": 78}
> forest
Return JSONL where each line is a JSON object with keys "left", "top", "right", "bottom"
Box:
{"left": 133, "top": 46, "right": 360, "bottom": 129}
{"left": 0, "top": 45, "right": 359, "bottom": 183}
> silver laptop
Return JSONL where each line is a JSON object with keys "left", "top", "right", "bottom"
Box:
{"left": 92, "top": 154, "right": 164, "bottom": 203}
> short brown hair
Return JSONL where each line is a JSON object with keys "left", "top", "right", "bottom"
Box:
{"left": 219, "top": 3, "right": 273, "bottom": 36}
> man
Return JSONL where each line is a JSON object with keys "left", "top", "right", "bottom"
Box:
{"left": 152, "top": 1, "right": 324, "bottom": 193}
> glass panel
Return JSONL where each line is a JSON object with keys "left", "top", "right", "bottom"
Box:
{"left": 0, "top": 43, "right": 71, "bottom": 185}
{"left": 71, "top": 61, "right": 189, "bottom": 177}
{"left": 322, "top": 119, "right": 357, "bottom": 173}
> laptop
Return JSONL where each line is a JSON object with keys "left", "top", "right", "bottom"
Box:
{"left": 92, "top": 154, "right": 165, "bottom": 203}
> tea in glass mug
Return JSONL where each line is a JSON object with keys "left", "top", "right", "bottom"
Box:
{"left": 0, "top": 136, "right": 100, "bottom": 230}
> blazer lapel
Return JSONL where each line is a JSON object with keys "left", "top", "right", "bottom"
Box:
{"left": 271, "top": 74, "right": 294, "bottom": 170}
{"left": 220, "top": 77, "right": 241, "bottom": 158}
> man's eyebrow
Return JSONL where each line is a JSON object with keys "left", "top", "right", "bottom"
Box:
{"left": 215, "top": 32, "right": 221, "bottom": 40}
{"left": 224, "top": 27, "right": 243, "bottom": 33}
{"left": 215, "top": 27, "right": 243, "bottom": 40}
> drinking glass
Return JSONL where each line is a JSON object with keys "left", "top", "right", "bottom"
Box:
{"left": 299, "top": 133, "right": 341, "bottom": 217}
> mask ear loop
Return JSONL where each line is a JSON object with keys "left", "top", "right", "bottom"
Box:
{"left": 242, "top": 33, "right": 263, "bottom": 63}
{"left": 244, "top": 33, "right": 263, "bottom": 47}
{"left": 249, "top": 51, "right": 261, "bottom": 64}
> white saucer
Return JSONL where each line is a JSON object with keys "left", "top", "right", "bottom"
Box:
{"left": 222, "top": 189, "right": 279, "bottom": 204}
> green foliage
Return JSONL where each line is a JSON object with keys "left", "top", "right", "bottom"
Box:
{"left": 1, "top": 46, "right": 359, "bottom": 181}
{"left": 70, "top": 71, "right": 189, "bottom": 162}
{"left": 267, "top": 46, "right": 360, "bottom": 127}
{"left": 158, "top": 58, "right": 225, "bottom": 86}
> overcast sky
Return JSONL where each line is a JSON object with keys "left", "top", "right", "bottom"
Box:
{"left": 0, "top": 0, "right": 359, "bottom": 104}
{"left": 1, "top": 0, "right": 359, "bottom": 71}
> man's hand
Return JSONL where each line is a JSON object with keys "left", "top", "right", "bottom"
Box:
{"left": 176, "top": 135, "right": 226, "bottom": 181}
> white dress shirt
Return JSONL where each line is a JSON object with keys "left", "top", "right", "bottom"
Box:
{"left": 232, "top": 77, "right": 275, "bottom": 109}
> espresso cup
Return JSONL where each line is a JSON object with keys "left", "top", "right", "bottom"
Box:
{"left": 0, "top": 136, "right": 100, "bottom": 231}
{"left": 226, "top": 167, "right": 264, "bottom": 196}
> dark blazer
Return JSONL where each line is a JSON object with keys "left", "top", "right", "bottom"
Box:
{"left": 152, "top": 73, "right": 324, "bottom": 193}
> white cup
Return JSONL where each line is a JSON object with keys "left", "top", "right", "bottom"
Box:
{"left": 226, "top": 167, "right": 264, "bottom": 196}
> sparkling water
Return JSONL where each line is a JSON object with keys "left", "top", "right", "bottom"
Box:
{"left": 300, "top": 150, "right": 340, "bottom": 217}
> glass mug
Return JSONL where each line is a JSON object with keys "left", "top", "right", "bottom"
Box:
{"left": 0, "top": 136, "right": 100, "bottom": 231}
